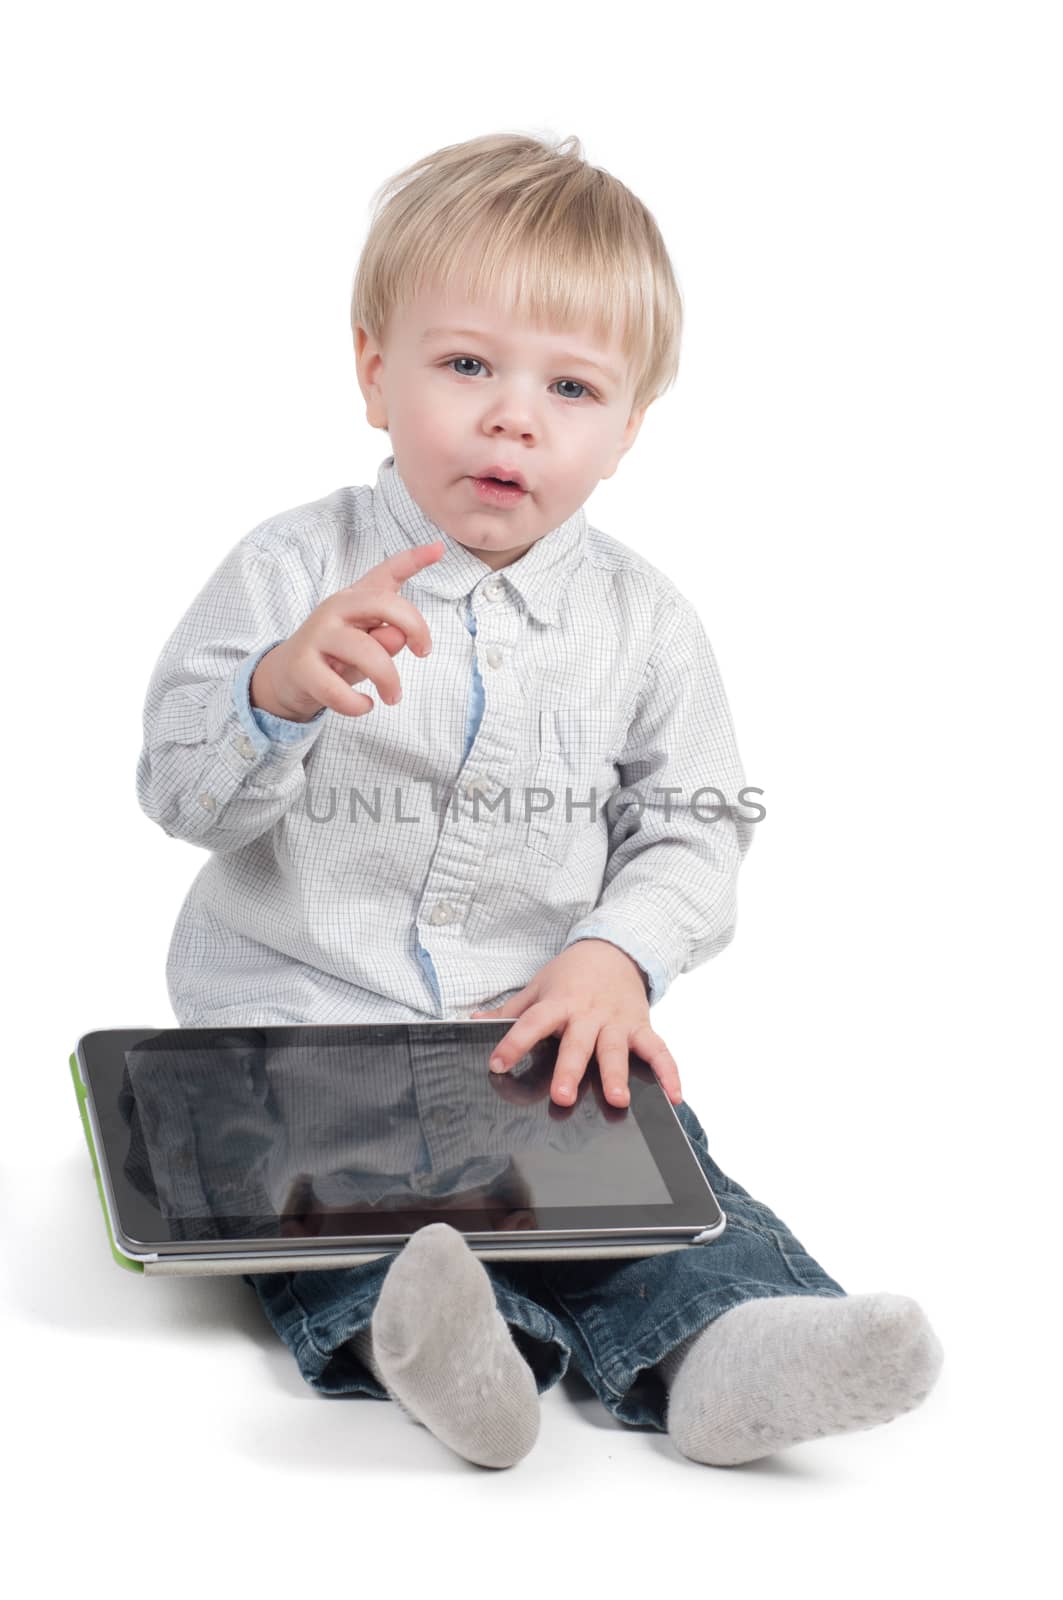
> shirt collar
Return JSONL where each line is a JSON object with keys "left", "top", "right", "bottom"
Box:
{"left": 372, "top": 453, "right": 587, "bottom": 627}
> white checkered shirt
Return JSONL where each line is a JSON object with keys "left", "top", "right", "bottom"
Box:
{"left": 136, "top": 455, "right": 756, "bottom": 1027}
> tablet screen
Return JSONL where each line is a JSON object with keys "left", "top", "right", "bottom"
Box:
{"left": 76, "top": 1025, "right": 720, "bottom": 1253}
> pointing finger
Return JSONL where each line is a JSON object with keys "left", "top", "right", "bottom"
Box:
{"left": 380, "top": 540, "right": 447, "bottom": 585}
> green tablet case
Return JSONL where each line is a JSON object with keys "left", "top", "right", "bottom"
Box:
{"left": 69, "top": 1050, "right": 144, "bottom": 1275}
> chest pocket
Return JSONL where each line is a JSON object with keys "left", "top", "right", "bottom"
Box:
{"left": 525, "top": 707, "right": 620, "bottom": 867}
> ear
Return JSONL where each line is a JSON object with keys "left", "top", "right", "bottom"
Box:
{"left": 354, "top": 323, "right": 389, "bottom": 431}
{"left": 600, "top": 399, "right": 653, "bottom": 480}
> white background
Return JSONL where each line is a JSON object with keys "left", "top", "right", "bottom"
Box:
{"left": 3, "top": 1, "right": 1057, "bottom": 1592}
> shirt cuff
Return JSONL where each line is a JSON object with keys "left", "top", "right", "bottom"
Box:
{"left": 233, "top": 641, "right": 327, "bottom": 751}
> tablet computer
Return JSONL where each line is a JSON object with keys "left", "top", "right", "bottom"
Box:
{"left": 70, "top": 1022, "right": 727, "bottom": 1276}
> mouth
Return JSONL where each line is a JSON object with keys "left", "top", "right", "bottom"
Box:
{"left": 475, "top": 466, "right": 528, "bottom": 492}
{"left": 470, "top": 473, "right": 529, "bottom": 507}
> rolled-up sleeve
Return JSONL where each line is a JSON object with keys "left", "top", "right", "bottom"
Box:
{"left": 563, "top": 599, "right": 757, "bottom": 1006}
{"left": 135, "top": 529, "right": 329, "bottom": 853}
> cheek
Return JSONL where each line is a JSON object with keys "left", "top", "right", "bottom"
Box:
{"left": 409, "top": 392, "right": 470, "bottom": 451}
{"left": 396, "top": 397, "right": 455, "bottom": 455}
{"left": 554, "top": 443, "right": 608, "bottom": 500}
{"left": 561, "top": 415, "right": 615, "bottom": 464}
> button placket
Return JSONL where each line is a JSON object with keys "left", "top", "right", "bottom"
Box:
{"left": 462, "top": 772, "right": 492, "bottom": 802}
{"left": 419, "top": 603, "right": 522, "bottom": 1014}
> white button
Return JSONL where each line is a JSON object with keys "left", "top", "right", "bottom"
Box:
{"left": 463, "top": 774, "right": 490, "bottom": 799}
{"left": 483, "top": 580, "right": 503, "bottom": 601}
{"left": 485, "top": 645, "right": 504, "bottom": 669}
{"left": 198, "top": 792, "right": 217, "bottom": 812}
{"left": 235, "top": 735, "right": 256, "bottom": 760}
{"left": 430, "top": 901, "right": 457, "bottom": 924}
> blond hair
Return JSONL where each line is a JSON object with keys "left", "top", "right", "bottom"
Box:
{"left": 350, "top": 131, "right": 683, "bottom": 413}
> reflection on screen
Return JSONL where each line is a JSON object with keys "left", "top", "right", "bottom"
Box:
{"left": 118, "top": 1026, "right": 672, "bottom": 1241}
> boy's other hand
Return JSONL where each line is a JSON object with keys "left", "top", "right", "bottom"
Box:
{"left": 470, "top": 940, "right": 683, "bottom": 1109}
{"left": 249, "top": 539, "right": 445, "bottom": 722}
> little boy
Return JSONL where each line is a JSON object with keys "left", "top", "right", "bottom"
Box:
{"left": 136, "top": 130, "right": 943, "bottom": 1470}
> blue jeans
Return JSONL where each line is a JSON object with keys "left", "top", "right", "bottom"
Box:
{"left": 244, "top": 1096, "right": 847, "bottom": 1430}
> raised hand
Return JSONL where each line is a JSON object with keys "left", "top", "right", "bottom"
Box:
{"left": 250, "top": 539, "right": 446, "bottom": 722}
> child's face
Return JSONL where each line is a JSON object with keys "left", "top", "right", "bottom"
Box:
{"left": 355, "top": 271, "right": 650, "bottom": 569}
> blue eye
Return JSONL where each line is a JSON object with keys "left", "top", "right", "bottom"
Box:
{"left": 443, "top": 357, "right": 597, "bottom": 402}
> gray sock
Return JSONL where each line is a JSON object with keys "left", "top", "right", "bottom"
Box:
{"left": 351, "top": 1222, "right": 540, "bottom": 1469}
{"left": 657, "top": 1291, "right": 944, "bottom": 1466}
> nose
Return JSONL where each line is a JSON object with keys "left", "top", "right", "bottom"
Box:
{"left": 481, "top": 380, "right": 539, "bottom": 441}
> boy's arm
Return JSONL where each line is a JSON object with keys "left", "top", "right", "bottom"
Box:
{"left": 562, "top": 598, "right": 758, "bottom": 1006}
{"left": 135, "top": 529, "right": 327, "bottom": 853}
